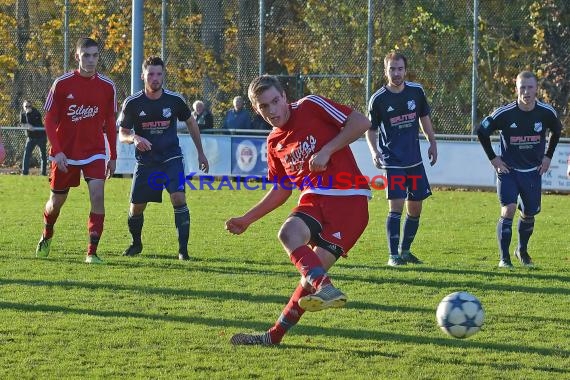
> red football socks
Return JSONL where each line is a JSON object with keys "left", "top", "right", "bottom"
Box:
{"left": 268, "top": 284, "right": 311, "bottom": 343}
{"left": 289, "top": 246, "right": 331, "bottom": 289}
{"left": 87, "top": 212, "right": 104, "bottom": 255}
{"left": 43, "top": 209, "right": 60, "bottom": 239}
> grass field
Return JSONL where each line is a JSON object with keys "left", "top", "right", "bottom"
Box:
{"left": 0, "top": 175, "right": 569, "bottom": 379}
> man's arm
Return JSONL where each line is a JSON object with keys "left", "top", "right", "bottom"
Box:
{"left": 365, "top": 128, "right": 384, "bottom": 168}
{"left": 225, "top": 187, "right": 292, "bottom": 235}
{"left": 477, "top": 119, "right": 509, "bottom": 173}
{"left": 540, "top": 119, "right": 562, "bottom": 175}
{"left": 119, "top": 127, "right": 152, "bottom": 151}
{"left": 419, "top": 115, "right": 437, "bottom": 166}
{"left": 185, "top": 116, "right": 209, "bottom": 172}
{"left": 309, "top": 111, "right": 371, "bottom": 172}
{"left": 104, "top": 105, "right": 117, "bottom": 178}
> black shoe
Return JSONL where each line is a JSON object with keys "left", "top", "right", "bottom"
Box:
{"left": 514, "top": 249, "right": 534, "bottom": 267}
{"left": 123, "top": 244, "right": 142, "bottom": 257}
{"left": 178, "top": 252, "right": 190, "bottom": 261}
{"left": 401, "top": 251, "right": 423, "bottom": 264}
{"left": 230, "top": 332, "right": 274, "bottom": 346}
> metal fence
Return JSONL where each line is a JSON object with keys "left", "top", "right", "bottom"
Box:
{"left": 1, "top": 0, "right": 567, "bottom": 169}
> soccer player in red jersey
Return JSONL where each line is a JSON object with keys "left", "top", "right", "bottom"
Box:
{"left": 35, "top": 37, "right": 117, "bottom": 264}
{"left": 226, "top": 75, "right": 371, "bottom": 345}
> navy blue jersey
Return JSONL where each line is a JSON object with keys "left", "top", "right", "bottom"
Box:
{"left": 479, "top": 101, "right": 562, "bottom": 171}
{"left": 368, "top": 82, "right": 431, "bottom": 168}
{"left": 118, "top": 89, "right": 191, "bottom": 165}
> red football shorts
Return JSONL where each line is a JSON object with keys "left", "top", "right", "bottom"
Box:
{"left": 49, "top": 159, "right": 106, "bottom": 191}
{"left": 292, "top": 193, "right": 369, "bottom": 257}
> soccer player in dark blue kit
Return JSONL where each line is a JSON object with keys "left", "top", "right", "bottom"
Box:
{"left": 477, "top": 71, "right": 562, "bottom": 269}
{"left": 366, "top": 52, "right": 437, "bottom": 266}
{"left": 118, "top": 56, "right": 209, "bottom": 260}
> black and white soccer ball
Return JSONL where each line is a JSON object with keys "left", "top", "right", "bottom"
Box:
{"left": 436, "top": 291, "right": 484, "bottom": 339}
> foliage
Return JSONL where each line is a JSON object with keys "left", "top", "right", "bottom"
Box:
{"left": 0, "top": 0, "right": 567, "bottom": 135}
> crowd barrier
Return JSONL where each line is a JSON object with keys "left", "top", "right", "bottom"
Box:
{"left": 115, "top": 133, "right": 570, "bottom": 192}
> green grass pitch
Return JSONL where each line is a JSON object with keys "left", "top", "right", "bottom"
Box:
{"left": 0, "top": 175, "right": 568, "bottom": 379}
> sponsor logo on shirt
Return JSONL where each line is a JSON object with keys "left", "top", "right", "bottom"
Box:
{"left": 510, "top": 135, "right": 541, "bottom": 144}
{"left": 67, "top": 104, "right": 99, "bottom": 122}
{"left": 509, "top": 123, "right": 517, "bottom": 129}
{"left": 283, "top": 135, "right": 317, "bottom": 172}
{"left": 141, "top": 120, "right": 170, "bottom": 134}
{"left": 387, "top": 106, "right": 394, "bottom": 112}
{"left": 389, "top": 112, "right": 417, "bottom": 128}
{"left": 139, "top": 110, "right": 147, "bottom": 116}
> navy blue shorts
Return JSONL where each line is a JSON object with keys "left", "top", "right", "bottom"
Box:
{"left": 384, "top": 164, "right": 432, "bottom": 201}
{"left": 497, "top": 169, "right": 541, "bottom": 216}
{"left": 130, "top": 158, "right": 185, "bottom": 204}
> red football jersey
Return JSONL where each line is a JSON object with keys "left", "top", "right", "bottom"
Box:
{"left": 267, "top": 95, "right": 370, "bottom": 198}
{"left": 44, "top": 70, "right": 117, "bottom": 164}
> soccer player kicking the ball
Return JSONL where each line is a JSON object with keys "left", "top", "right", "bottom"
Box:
{"left": 36, "top": 37, "right": 117, "bottom": 264}
{"left": 477, "top": 71, "right": 562, "bottom": 268}
{"left": 118, "top": 56, "right": 209, "bottom": 260}
{"left": 226, "top": 75, "right": 371, "bottom": 345}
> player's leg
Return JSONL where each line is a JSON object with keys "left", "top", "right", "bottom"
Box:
{"left": 400, "top": 200, "right": 422, "bottom": 263}
{"left": 387, "top": 198, "right": 405, "bottom": 265}
{"left": 85, "top": 178, "right": 106, "bottom": 262}
{"left": 264, "top": 247, "right": 340, "bottom": 345}
{"left": 400, "top": 164, "right": 432, "bottom": 263}
{"left": 123, "top": 163, "right": 161, "bottom": 257}
{"left": 231, "top": 215, "right": 316, "bottom": 346}
{"left": 278, "top": 215, "right": 332, "bottom": 290}
{"left": 124, "top": 202, "right": 147, "bottom": 256}
{"left": 232, "top": 195, "right": 368, "bottom": 346}
{"left": 514, "top": 171, "right": 541, "bottom": 266}
{"left": 385, "top": 168, "right": 407, "bottom": 266}
{"left": 297, "top": 195, "right": 368, "bottom": 311}
{"left": 496, "top": 172, "right": 517, "bottom": 268}
{"left": 170, "top": 191, "right": 190, "bottom": 260}
{"left": 83, "top": 160, "right": 109, "bottom": 263}
{"left": 36, "top": 163, "right": 78, "bottom": 258}
{"left": 232, "top": 220, "right": 339, "bottom": 345}
{"left": 165, "top": 158, "right": 190, "bottom": 260}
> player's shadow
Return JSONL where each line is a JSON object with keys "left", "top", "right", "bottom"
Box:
{"left": 338, "top": 261, "right": 570, "bottom": 283}
{"left": 22, "top": 255, "right": 570, "bottom": 298}
{"left": 1, "top": 299, "right": 568, "bottom": 367}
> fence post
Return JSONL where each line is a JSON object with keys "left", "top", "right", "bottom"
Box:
{"left": 131, "top": 0, "right": 144, "bottom": 94}
{"left": 366, "top": 0, "right": 374, "bottom": 108}
{"left": 471, "top": 0, "right": 479, "bottom": 134}
{"left": 259, "top": 0, "right": 265, "bottom": 76}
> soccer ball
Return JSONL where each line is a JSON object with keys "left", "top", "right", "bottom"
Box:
{"left": 436, "top": 291, "right": 484, "bottom": 339}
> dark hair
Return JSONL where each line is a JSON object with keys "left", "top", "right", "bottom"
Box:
{"left": 384, "top": 52, "right": 407, "bottom": 70}
{"left": 248, "top": 75, "right": 285, "bottom": 105}
{"left": 142, "top": 56, "right": 165, "bottom": 71}
{"left": 76, "top": 37, "right": 99, "bottom": 52}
